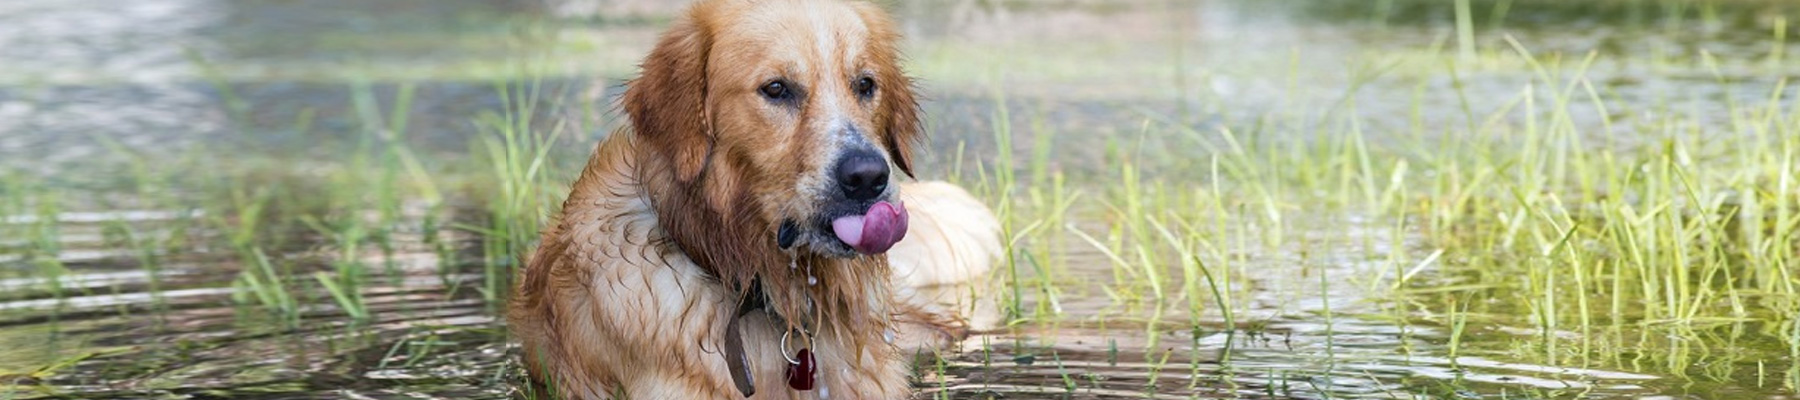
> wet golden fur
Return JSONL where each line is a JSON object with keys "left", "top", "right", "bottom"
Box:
{"left": 507, "top": 0, "right": 999, "bottom": 398}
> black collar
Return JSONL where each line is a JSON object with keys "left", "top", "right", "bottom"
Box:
{"left": 723, "top": 279, "right": 766, "bottom": 397}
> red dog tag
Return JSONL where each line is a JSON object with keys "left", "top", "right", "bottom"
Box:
{"left": 786, "top": 348, "right": 816, "bottom": 390}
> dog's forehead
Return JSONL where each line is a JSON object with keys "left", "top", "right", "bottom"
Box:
{"left": 713, "top": 0, "right": 869, "bottom": 77}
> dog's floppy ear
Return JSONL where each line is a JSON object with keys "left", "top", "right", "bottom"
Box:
{"left": 878, "top": 65, "right": 922, "bottom": 178}
{"left": 624, "top": 8, "right": 713, "bottom": 182}
{"left": 859, "top": 3, "right": 922, "bottom": 178}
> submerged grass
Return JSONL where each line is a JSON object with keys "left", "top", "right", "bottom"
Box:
{"left": 14, "top": 56, "right": 576, "bottom": 329}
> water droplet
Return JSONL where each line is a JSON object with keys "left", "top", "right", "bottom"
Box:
{"left": 807, "top": 275, "right": 817, "bottom": 286}
{"left": 819, "top": 385, "right": 830, "bottom": 399}
{"left": 883, "top": 329, "right": 896, "bottom": 344}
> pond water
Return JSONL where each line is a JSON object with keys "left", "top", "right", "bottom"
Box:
{"left": 4, "top": 0, "right": 1799, "bottom": 399}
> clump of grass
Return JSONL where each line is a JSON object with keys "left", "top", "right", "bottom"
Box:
{"left": 963, "top": 12, "right": 1800, "bottom": 397}
{"left": 978, "top": 94, "right": 1074, "bottom": 326}
{"left": 232, "top": 247, "right": 299, "bottom": 328}
{"left": 1370, "top": 40, "right": 1800, "bottom": 377}
{"left": 294, "top": 81, "right": 441, "bottom": 322}
{"left": 468, "top": 77, "right": 570, "bottom": 306}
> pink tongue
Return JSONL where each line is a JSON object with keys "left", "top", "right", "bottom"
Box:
{"left": 830, "top": 201, "right": 908, "bottom": 255}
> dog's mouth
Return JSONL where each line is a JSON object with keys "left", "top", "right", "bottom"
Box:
{"left": 780, "top": 200, "right": 908, "bottom": 258}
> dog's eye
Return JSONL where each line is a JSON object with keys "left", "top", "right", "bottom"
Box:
{"left": 760, "top": 80, "right": 791, "bottom": 100}
{"left": 853, "top": 77, "right": 876, "bottom": 98}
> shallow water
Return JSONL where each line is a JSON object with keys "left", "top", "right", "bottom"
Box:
{"left": 5, "top": 0, "right": 1800, "bottom": 399}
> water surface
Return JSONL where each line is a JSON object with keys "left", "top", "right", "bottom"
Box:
{"left": 3, "top": 0, "right": 1797, "bottom": 398}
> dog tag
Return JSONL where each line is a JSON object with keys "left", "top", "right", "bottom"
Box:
{"left": 786, "top": 348, "right": 816, "bottom": 390}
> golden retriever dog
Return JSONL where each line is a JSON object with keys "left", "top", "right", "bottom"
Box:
{"left": 506, "top": 0, "right": 1001, "bottom": 398}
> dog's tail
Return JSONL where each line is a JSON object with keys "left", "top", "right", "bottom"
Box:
{"left": 891, "top": 181, "right": 1001, "bottom": 288}
{"left": 887, "top": 181, "right": 1003, "bottom": 344}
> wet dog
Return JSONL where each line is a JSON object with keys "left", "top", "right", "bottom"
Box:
{"left": 506, "top": 0, "right": 1001, "bottom": 398}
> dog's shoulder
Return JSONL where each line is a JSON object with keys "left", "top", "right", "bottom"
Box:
{"left": 523, "top": 132, "right": 716, "bottom": 298}
{"left": 509, "top": 133, "right": 744, "bottom": 398}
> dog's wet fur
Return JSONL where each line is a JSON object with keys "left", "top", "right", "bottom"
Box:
{"left": 507, "top": 0, "right": 999, "bottom": 398}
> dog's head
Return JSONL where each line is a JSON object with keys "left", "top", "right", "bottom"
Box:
{"left": 625, "top": 0, "right": 921, "bottom": 261}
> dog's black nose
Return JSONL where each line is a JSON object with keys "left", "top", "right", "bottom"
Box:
{"left": 834, "top": 150, "right": 889, "bottom": 201}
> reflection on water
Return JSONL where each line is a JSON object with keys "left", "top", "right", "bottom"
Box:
{"left": 0, "top": 0, "right": 549, "bottom": 177}
{"left": 3, "top": 0, "right": 1799, "bottom": 398}
{"left": 0, "top": 0, "right": 219, "bottom": 82}
{"left": 0, "top": 0, "right": 224, "bottom": 175}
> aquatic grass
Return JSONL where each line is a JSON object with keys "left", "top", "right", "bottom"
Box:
{"left": 299, "top": 214, "right": 372, "bottom": 321}
{"left": 0, "top": 175, "right": 19, "bottom": 281}
{"left": 1453, "top": 0, "right": 1477, "bottom": 62}
{"left": 942, "top": 12, "right": 1800, "bottom": 396}
{"left": 207, "top": 180, "right": 272, "bottom": 254}
{"left": 349, "top": 79, "right": 439, "bottom": 286}
{"left": 1066, "top": 223, "right": 1133, "bottom": 298}
{"left": 232, "top": 247, "right": 299, "bottom": 328}
{"left": 931, "top": 351, "right": 950, "bottom": 400}
{"left": 980, "top": 93, "right": 1082, "bottom": 327}
{"left": 1143, "top": 348, "right": 1174, "bottom": 395}
{"left": 1019, "top": 110, "right": 1075, "bottom": 323}
{"left": 99, "top": 221, "right": 166, "bottom": 312}
{"left": 378, "top": 331, "right": 456, "bottom": 369}
{"left": 1045, "top": 350, "right": 1076, "bottom": 393}
{"left": 468, "top": 76, "right": 570, "bottom": 306}
{"left": 984, "top": 93, "right": 1028, "bottom": 324}
{"left": 27, "top": 187, "right": 66, "bottom": 303}
{"left": 82, "top": 128, "right": 192, "bottom": 312}
{"left": 1772, "top": 16, "right": 1788, "bottom": 69}
{"left": 1361, "top": 37, "right": 1800, "bottom": 379}
{"left": 1446, "top": 296, "right": 1470, "bottom": 369}
{"left": 284, "top": 81, "right": 440, "bottom": 322}
{"left": 1117, "top": 164, "right": 1165, "bottom": 300}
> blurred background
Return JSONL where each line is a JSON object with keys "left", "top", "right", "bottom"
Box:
{"left": 5, "top": 0, "right": 1800, "bottom": 398}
